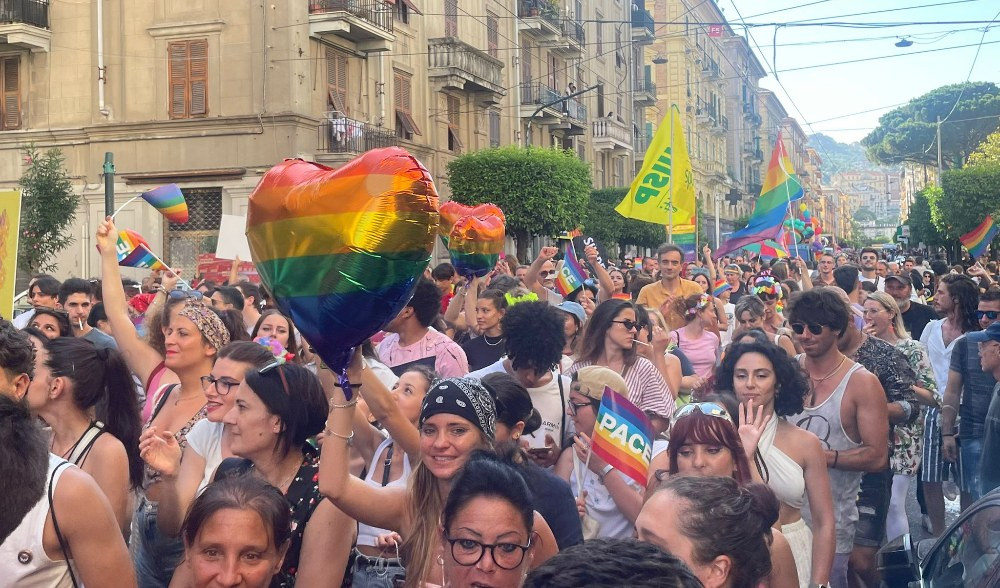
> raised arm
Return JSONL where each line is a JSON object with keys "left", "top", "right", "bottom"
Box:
{"left": 356, "top": 365, "right": 420, "bottom": 459}
{"left": 833, "top": 371, "right": 889, "bottom": 472}
{"left": 795, "top": 258, "right": 814, "bottom": 291}
{"left": 524, "top": 246, "right": 558, "bottom": 297}
{"left": 584, "top": 245, "right": 614, "bottom": 302}
{"left": 701, "top": 245, "right": 718, "bottom": 283}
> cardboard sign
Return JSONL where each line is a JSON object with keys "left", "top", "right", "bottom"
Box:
{"left": 215, "top": 214, "right": 253, "bottom": 261}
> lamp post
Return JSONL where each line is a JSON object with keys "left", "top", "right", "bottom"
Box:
{"left": 525, "top": 83, "right": 603, "bottom": 147}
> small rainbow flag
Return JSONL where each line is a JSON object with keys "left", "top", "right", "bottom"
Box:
{"left": 960, "top": 216, "right": 998, "bottom": 258}
{"left": 672, "top": 224, "right": 697, "bottom": 262}
{"left": 116, "top": 229, "right": 167, "bottom": 270}
{"left": 713, "top": 278, "right": 731, "bottom": 297}
{"left": 591, "top": 386, "right": 654, "bottom": 486}
{"left": 141, "top": 184, "right": 189, "bottom": 224}
{"left": 554, "top": 240, "right": 587, "bottom": 297}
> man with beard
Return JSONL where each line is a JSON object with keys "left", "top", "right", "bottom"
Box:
{"left": 859, "top": 248, "right": 883, "bottom": 291}
{"left": 884, "top": 274, "right": 938, "bottom": 341}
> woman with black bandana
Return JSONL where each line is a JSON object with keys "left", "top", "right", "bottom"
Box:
{"left": 319, "top": 352, "right": 559, "bottom": 587}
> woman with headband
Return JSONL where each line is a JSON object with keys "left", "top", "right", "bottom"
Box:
{"left": 753, "top": 272, "right": 799, "bottom": 355}
{"left": 669, "top": 293, "right": 721, "bottom": 383}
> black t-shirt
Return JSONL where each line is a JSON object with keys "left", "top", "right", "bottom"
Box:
{"left": 901, "top": 302, "right": 939, "bottom": 341}
{"left": 517, "top": 461, "right": 583, "bottom": 550}
{"left": 729, "top": 283, "right": 749, "bottom": 304}
{"left": 461, "top": 334, "right": 505, "bottom": 372}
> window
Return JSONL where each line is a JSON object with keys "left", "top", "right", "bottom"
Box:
{"left": 168, "top": 187, "right": 222, "bottom": 271}
{"left": 445, "top": 0, "right": 458, "bottom": 37}
{"left": 922, "top": 505, "right": 1000, "bottom": 587}
{"left": 326, "top": 47, "right": 349, "bottom": 114}
{"left": 521, "top": 44, "right": 532, "bottom": 86}
{"left": 596, "top": 83, "right": 605, "bottom": 118}
{"left": 489, "top": 109, "right": 501, "bottom": 147}
{"left": 168, "top": 39, "right": 208, "bottom": 119}
{"left": 575, "top": 0, "right": 583, "bottom": 20}
{"left": 595, "top": 12, "right": 603, "bottom": 53}
{"left": 616, "top": 96, "right": 623, "bottom": 121}
{"left": 394, "top": 71, "right": 420, "bottom": 139}
{"left": 395, "top": 0, "right": 421, "bottom": 23}
{"left": 487, "top": 12, "right": 499, "bottom": 58}
{"left": 446, "top": 94, "right": 463, "bottom": 152}
{"left": 1, "top": 56, "right": 20, "bottom": 130}
{"left": 549, "top": 56, "right": 556, "bottom": 89}
{"left": 576, "top": 140, "right": 586, "bottom": 161}
{"left": 615, "top": 29, "right": 625, "bottom": 68}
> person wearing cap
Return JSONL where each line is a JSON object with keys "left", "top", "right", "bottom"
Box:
{"left": 555, "top": 300, "right": 586, "bottom": 370}
{"left": 884, "top": 273, "right": 938, "bottom": 341}
{"left": 968, "top": 320, "right": 1000, "bottom": 495}
{"left": 724, "top": 263, "right": 748, "bottom": 304}
{"left": 554, "top": 366, "right": 667, "bottom": 540}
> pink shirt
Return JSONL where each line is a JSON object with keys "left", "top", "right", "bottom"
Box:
{"left": 376, "top": 327, "right": 469, "bottom": 378}
{"left": 672, "top": 328, "right": 719, "bottom": 379}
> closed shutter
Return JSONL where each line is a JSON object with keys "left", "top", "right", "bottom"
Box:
{"left": 1, "top": 57, "right": 20, "bottom": 130}
{"left": 326, "top": 47, "right": 348, "bottom": 113}
{"left": 168, "top": 42, "right": 188, "bottom": 119}
{"left": 189, "top": 39, "right": 208, "bottom": 116}
{"left": 520, "top": 45, "right": 531, "bottom": 87}
{"left": 168, "top": 39, "right": 208, "bottom": 119}
{"left": 486, "top": 12, "right": 499, "bottom": 58}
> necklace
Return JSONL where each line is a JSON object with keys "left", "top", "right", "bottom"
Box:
{"left": 806, "top": 354, "right": 848, "bottom": 407}
{"left": 274, "top": 460, "right": 300, "bottom": 493}
{"left": 483, "top": 334, "right": 503, "bottom": 347}
{"left": 51, "top": 423, "right": 93, "bottom": 461}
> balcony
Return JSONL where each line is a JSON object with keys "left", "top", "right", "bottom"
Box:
{"left": 753, "top": 148, "right": 764, "bottom": 162}
{"left": 317, "top": 114, "right": 397, "bottom": 155}
{"left": 519, "top": 82, "right": 565, "bottom": 123}
{"left": 551, "top": 97, "right": 587, "bottom": 136}
{"left": 308, "top": 0, "right": 394, "bottom": 52}
{"left": 517, "top": 0, "right": 560, "bottom": 42}
{"left": 695, "top": 96, "right": 715, "bottom": 125}
{"left": 701, "top": 57, "right": 720, "bottom": 79}
{"left": 547, "top": 19, "right": 584, "bottom": 58}
{"left": 631, "top": 8, "right": 655, "bottom": 45}
{"left": 0, "top": 0, "right": 50, "bottom": 52}
{"left": 428, "top": 37, "right": 506, "bottom": 105}
{"left": 749, "top": 112, "right": 762, "bottom": 127}
{"left": 634, "top": 133, "right": 650, "bottom": 157}
{"left": 633, "top": 76, "right": 656, "bottom": 107}
{"left": 711, "top": 115, "right": 727, "bottom": 135}
{"left": 592, "top": 117, "right": 632, "bottom": 152}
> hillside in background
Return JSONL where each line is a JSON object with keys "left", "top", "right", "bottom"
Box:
{"left": 809, "top": 133, "right": 887, "bottom": 182}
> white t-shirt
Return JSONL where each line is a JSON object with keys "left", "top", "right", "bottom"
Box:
{"left": 185, "top": 420, "right": 225, "bottom": 494}
{"left": 722, "top": 302, "right": 736, "bottom": 346}
{"left": 469, "top": 358, "right": 571, "bottom": 450}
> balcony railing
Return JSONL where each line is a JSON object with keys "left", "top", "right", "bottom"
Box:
{"left": 719, "top": 115, "right": 728, "bottom": 131}
{"left": 0, "top": 0, "right": 48, "bottom": 29}
{"left": 519, "top": 0, "right": 560, "bottom": 28}
{"left": 520, "top": 82, "right": 562, "bottom": 107}
{"left": 633, "top": 76, "right": 655, "bottom": 94}
{"left": 309, "top": 0, "right": 393, "bottom": 35}
{"left": 563, "top": 97, "right": 587, "bottom": 122}
{"left": 592, "top": 118, "right": 632, "bottom": 146}
{"left": 631, "top": 8, "right": 654, "bottom": 36}
{"left": 318, "top": 114, "right": 397, "bottom": 153}
{"left": 428, "top": 37, "right": 505, "bottom": 94}
{"left": 560, "top": 18, "right": 585, "bottom": 45}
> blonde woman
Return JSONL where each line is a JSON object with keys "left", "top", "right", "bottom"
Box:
{"left": 862, "top": 291, "right": 940, "bottom": 541}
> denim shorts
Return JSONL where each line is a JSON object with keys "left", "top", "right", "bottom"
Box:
{"left": 959, "top": 436, "right": 983, "bottom": 500}
{"left": 854, "top": 469, "right": 892, "bottom": 548}
{"left": 130, "top": 497, "right": 185, "bottom": 588}
{"left": 350, "top": 549, "right": 406, "bottom": 588}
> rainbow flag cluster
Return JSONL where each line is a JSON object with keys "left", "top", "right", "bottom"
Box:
{"left": 141, "top": 184, "right": 189, "bottom": 224}
{"left": 116, "top": 229, "right": 167, "bottom": 270}
{"left": 591, "top": 386, "right": 654, "bottom": 486}
{"left": 960, "top": 216, "right": 998, "bottom": 258}
{"left": 554, "top": 240, "right": 588, "bottom": 297}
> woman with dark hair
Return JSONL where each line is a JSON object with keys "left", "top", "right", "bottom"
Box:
{"left": 28, "top": 307, "right": 73, "bottom": 339}
{"left": 179, "top": 475, "right": 291, "bottom": 588}
{"left": 637, "top": 476, "right": 784, "bottom": 588}
{"left": 251, "top": 309, "right": 300, "bottom": 359}
{"left": 735, "top": 288, "right": 796, "bottom": 357}
{"left": 461, "top": 288, "right": 508, "bottom": 371}
{"left": 607, "top": 266, "right": 629, "bottom": 299}
{"left": 570, "top": 299, "right": 674, "bottom": 432}
{"left": 24, "top": 336, "right": 142, "bottom": 535}
{"left": 753, "top": 273, "right": 797, "bottom": 351}
{"left": 716, "top": 342, "right": 835, "bottom": 588}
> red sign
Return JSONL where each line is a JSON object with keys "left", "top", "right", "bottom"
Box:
{"left": 708, "top": 24, "right": 723, "bottom": 38}
{"left": 196, "top": 253, "right": 259, "bottom": 285}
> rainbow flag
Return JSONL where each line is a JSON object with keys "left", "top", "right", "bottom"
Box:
{"left": 554, "top": 240, "right": 587, "bottom": 297}
{"left": 742, "top": 239, "right": 789, "bottom": 260}
{"left": 716, "top": 132, "right": 803, "bottom": 258}
{"left": 116, "top": 229, "right": 167, "bottom": 270}
{"left": 672, "top": 224, "right": 698, "bottom": 262}
{"left": 141, "top": 184, "right": 189, "bottom": 224}
{"left": 960, "top": 216, "right": 998, "bottom": 258}
{"left": 591, "top": 386, "right": 654, "bottom": 486}
{"left": 713, "top": 278, "right": 731, "bottom": 297}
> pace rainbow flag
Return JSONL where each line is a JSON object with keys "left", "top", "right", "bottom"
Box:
{"left": 554, "top": 240, "right": 587, "bottom": 297}
{"left": 141, "top": 184, "right": 189, "bottom": 224}
{"left": 116, "top": 229, "right": 167, "bottom": 270}
{"left": 591, "top": 386, "right": 654, "bottom": 487}
{"left": 716, "top": 132, "right": 803, "bottom": 258}
{"left": 960, "top": 216, "right": 998, "bottom": 258}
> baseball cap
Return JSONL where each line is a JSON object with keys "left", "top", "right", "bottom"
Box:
{"left": 968, "top": 322, "right": 1000, "bottom": 344}
{"left": 724, "top": 264, "right": 741, "bottom": 275}
{"left": 884, "top": 274, "right": 911, "bottom": 288}
{"left": 555, "top": 301, "right": 586, "bottom": 325}
{"left": 572, "top": 365, "right": 628, "bottom": 401}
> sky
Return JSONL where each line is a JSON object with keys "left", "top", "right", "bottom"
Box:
{"left": 723, "top": 0, "right": 1000, "bottom": 144}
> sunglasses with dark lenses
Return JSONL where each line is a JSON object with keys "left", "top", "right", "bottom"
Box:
{"left": 168, "top": 289, "right": 205, "bottom": 301}
{"left": 612, "top": 319, "right": 639, "bottom": 331}
{"left": 790, "top": 322, "right": 825, "bottom": 335}
{"left": 539, "top": 270, "right": 556, "bottom": 278}
{"left": 672, "top": 402, "right": 733, "bottom": 424}
{"left": 977, "top": 310, "right": 1000, "bottom": 321}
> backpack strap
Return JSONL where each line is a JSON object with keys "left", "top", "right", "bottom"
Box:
{"left": 48, "top": 461, "right": 79, "bottom": 588}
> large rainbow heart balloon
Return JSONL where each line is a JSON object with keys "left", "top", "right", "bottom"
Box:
{"left": 448, "top": 214, "right": 506, "bottom": 278}
{"left": 439, "top": 201, "right": 505, "bottom": 247}
{"left": 247, "top": 149, "right": 440, "bottom": 387}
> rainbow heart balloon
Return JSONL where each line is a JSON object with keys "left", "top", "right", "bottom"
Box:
{"left": 247, "top": 149, "right": 439, "bottom": 387}
{"left": 439, "top": 201, "right": 505, "bottom": 247}
{"left": 448, "top": 214, "right": 506, "bottom": 278}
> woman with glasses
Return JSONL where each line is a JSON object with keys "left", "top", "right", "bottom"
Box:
{"left": 736, "top": 284, "right": 797, "bottom": 357}
{"left": 137, "top": 342, "right": 276, "bottom": 538}
{"left": 569, "top": 299, "right": 674, "bottom": 433}
{"left": 440, "top": 451, "right": 539, "bottom": 588}
{"left": 28, "top": 307, "right": 73, "bottom": 339}
{"left": 716, "top": 342, "right": 836, "bottom": 588}
{"left": 320, "top": 353, "right": 558, "bottom": 587}
{"left": 668, "top": 293, "right": 721, "bottom": 383}
{"left": 862, "top": 291, "right": 939, "bottom": 541}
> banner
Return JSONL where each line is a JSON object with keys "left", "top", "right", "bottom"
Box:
{"left": 591, "top": 386, "right": 654, "bottom": 487}
{"left": 0, "top": 190, "right": 21, "bottom": 320}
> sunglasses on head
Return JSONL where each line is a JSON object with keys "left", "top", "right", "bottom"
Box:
{"left": 168, "top": 289, "right": 205, "bottom": 301}
{"left": 612, "top": 319, "right": 638, "bottom": 331}
{"left": 977, "top": 310, "right": 1000, "bottom": 321}
{"left": 672, "top": 402, "right": 733, "bottom": 425}
{"left": 790, "top": 322, "right": 825, "bottom": 335}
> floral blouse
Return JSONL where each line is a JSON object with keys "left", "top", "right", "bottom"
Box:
{"left": 891, "top": 339, "right": 939, "bottom": 475}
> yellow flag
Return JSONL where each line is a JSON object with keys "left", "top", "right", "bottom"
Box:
{"left": 616, "top": 105, "right": 696, "bottom": 227}
{"left": 0, "top": 190, "right": 21, "bottom": 320}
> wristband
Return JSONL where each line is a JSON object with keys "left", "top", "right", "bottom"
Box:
{"left": 598, "top": 464, "right": 615, "bottom": 483}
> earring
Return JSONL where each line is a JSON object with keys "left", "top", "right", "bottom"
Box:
{"left": 513, "top": 433, "right": 520, "bottom": 440}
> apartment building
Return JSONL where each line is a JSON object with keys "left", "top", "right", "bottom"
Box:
{"left": 722, "top": 34, "right": 764, "bottom": 219}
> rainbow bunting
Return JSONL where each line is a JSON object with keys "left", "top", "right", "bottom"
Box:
{"left": 554, "top": 240, "right": 588, "bottom": 297}
{"left": 591, "top": 386, "right": 654, "bottom": 486}
{"left": 960, "top": 216, "right": 998, "bottom": 258}
{"left": 141, "top": 184, "right": 189, "bottom": 224}
{"left": 716, "top": 132, "right": 803, "bottom": 258}
{"left": 713, "top": 278, "right": 731, "bottom": 297}
{"left": 116, "top": 229, "right": 167, "bottom": 270}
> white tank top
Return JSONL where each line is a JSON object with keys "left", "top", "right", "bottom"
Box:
{"left": 356, "top": 435, "right": 412, "bottom": 548}
{"left": 0, "top": 455, "right": 77, "bottom": 587}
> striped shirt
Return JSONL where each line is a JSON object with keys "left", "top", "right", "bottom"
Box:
{"left": 566, "top": 357, "right": 675, "bottom": 419}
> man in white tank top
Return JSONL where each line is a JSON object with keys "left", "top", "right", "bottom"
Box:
{"left": 785, "top": 290, "right": 890, "bottom": 588}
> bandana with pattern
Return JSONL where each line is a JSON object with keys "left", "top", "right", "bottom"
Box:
{"left": 419, "top": 377, "right": 497, "bottom": 440}
{"left": 177, "top": 302, "right": 230, "bottom": 351}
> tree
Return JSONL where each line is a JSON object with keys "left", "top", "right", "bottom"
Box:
{"left": 18, "top": 147, "right": 79, "bottom": 275}
{"left": 582, "top": 188, "right": 665, "bottom": 252}
{"left": 967, "top": 127, "right": 1000, "bottom": 167}
{"left": 446, "top": 146, "right": 592, "bottom": 260}
{"left": 933, "top": 164, "right": 1000, "bottom": 258}
{"left": 862, "top": 82, "right": 1000, "bottom": 169}
{"left": 906, "top": 187, "right": 947, "bottom": 248}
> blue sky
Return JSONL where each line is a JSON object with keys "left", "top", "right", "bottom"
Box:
{"left": 723, "top": 0, "right": 1000, "bottom": 144}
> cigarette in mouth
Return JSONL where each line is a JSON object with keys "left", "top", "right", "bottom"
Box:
{"left": 78, "top": 318, "right": 84, "bottom": 330}
{"left": 634, "top": 340, "right": 651, "bottom": 347}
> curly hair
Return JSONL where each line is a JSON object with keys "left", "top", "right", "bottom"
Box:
{"left": 716, "top": 341, "right": 807, "bottom": 417}
{"left": 499, "top": 301, "right": 565, "bottom": 374}
{"left": 0, "top": 321, "right": 34, "bottom": 379}
{"left": 941, "top": 273, "right": 981, "bottom": 333}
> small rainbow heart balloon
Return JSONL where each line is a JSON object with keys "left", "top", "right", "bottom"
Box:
{"left": 247, "top": 149, "right": 439, "bottom": 386}
{"left": 439, "top": 201, "right": 505, "bottom": 247}
{"left": 448, "top": 214, "right": 506, "bottom": 278}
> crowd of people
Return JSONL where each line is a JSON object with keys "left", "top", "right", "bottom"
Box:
{"left": 1, "top": 216, "right": 998, "bottom": 588}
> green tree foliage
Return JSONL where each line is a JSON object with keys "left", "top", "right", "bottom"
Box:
{"left": 906, "top": 186, "right": 947, "bottom": 248}
{"left": 446, "top": 146, "right": 591, "bottom": 260}
{"left": 967, "top": 127, "right": 1000, "bottom": 167}
{"left": 18, "top": 147, "right": 79, "bottom": 274}
{"left": 862, "top": 82, "right": 1000, "bottom": 169}
{"left": 582, "top": 188, "right": 664, "bottom": 251}
{"left": 933, "top": 164, "right": 1000, "bottom": 256}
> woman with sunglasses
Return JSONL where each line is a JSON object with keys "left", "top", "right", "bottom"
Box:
{"left": 320, "top": 353, "right": 558, "bottom": 587}
{"left": 28, "top": 307, "right": 73, "bottom": 339}
{"left": 669, "top": 293, "right": 721, "bottom": 383}
{"left": 569, "top": 299, "right": 674, "bottom": 433}
{"left": 716, "top": 343, "right": 836, "bottom": 588}
{"left": 736, "top": 285, "right": 797, "bottom": 357}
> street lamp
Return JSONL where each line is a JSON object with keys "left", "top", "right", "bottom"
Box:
{"left": 525, "top": 83, "right": 603, "bottom": 147}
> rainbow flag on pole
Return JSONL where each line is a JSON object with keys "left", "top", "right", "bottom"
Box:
{"left": 960, "top": 216, "right": 998, "bottom": 258}
{"left": 716, "top": 132, "right": 803, "bottom": 258}
{"left": 116, "top": 229, "right": 167, "bottom": 270}
{"left": 591, "top": 386, "right": 654, "bottom": 486}
{"left": 554, "top": 240, "right": 587, "bottom": 297}
{"left": 141, "top": 184, "right": 189, "bottom": 224}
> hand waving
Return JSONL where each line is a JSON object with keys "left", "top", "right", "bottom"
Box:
{"left": 138, "top": 426, "right": 182, "bottom": 477}
{"left": 737, "top": 399, "right": 771, "bottom": 456}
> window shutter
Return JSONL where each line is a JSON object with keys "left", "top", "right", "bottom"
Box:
{"left": 326, "top": 48, "right": 348, "bottom": 114}
{"left": 447, "top": 95, "right": 459, "bottom": 128}
{"left": 401, "top": 76, "right": 411, "bottom": 112}
{"left": 188, "top": 39, "right": 208, "bottom": 116}
{"left": 486, "top": 12, "right": 499, "bottom": 58}
{"left": 168, "top": 41, "right": 189, "bottom": 118}
{"left": 1, "top": 57, "right": 20, "bottom": 130}
{"left": 445, "top": 0, "right": 458, "bottom": 37}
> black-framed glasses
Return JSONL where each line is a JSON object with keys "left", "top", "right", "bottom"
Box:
{"left": 790, "top": 322, "right": 825, "bottom": 335}
{"left": 445, "top": 535, "right": 532, "bottom": 570}
{"left": 200, "top": 375, "right": 240, "bottom": 396}
{"left": 568, "top": 398, "right": 597, "bottom": 415}
{"left": 612, "top": 319, "right": 638, "bottom": 331}
{"left": 977, "top": 310, "right": 999, "bottom": 321}
{"left": 168, "top": 289, "right": 204, "bottom": 301}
